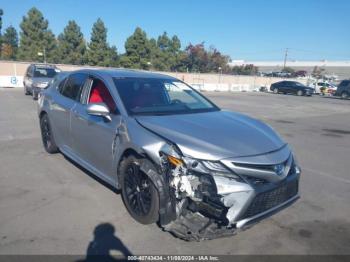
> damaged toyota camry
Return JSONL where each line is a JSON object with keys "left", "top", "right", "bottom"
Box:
{"left": 38, "top": 69, "right": 300, "bottom": 241}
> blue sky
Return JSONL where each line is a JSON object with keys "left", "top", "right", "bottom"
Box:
{"left": 1, "top": 0, "right": 349, "bottom": 60}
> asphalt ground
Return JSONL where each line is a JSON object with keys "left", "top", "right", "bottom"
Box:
{"left": 0, "top": 88, "right": 349, "bottom": 256}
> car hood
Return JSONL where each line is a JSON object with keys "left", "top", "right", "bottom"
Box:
{"left": 136, "top": 111, "right": 286, "bottom": 160}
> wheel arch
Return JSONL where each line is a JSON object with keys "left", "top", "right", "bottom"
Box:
{"left": 117, "top": 147, "right": 176, "bottom": 225}
{"left": 116, "top": 148, "right": 158, "bottom": 187}
{"left": 39, "top": 110, "right": 47, "bottom": 119}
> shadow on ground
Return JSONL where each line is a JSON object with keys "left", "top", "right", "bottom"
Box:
{"left": 78, "top": 223, "right": 133, "bottom": 262}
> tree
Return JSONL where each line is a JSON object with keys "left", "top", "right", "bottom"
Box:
{"left": 153, "top": 32, "right": 172, "bottom": 71}
{"left": 185, "top": 43, "right": 209, "bottom": 72}
{"left": 0, "top": 9, "right": 4, "bottom": 57}
{"left": 57, "top": 20, "right": 86, "bottom": 65}
{"left": 87, "top": 18, "right": 117, "bottom": 67}
{"left": 1, "top": 26, "right": 18, "bottom": 59}
{"left": 17, "top": 7, "right": 57, "bottom": 63}
{"left": 0, "top": 9, "right": 3, "bottom": 33}
{"left": 169, "top": 35, "right": 186, "bottom": 71}
{"left": 207, "top": 46, "right": 230, "bottom": 73}
{"left": 312, "top": 66, "right": 326, "bottom": 79}
{"left": 231, "top": 64, "right": 259, "bottom": 75}
{"left": 121, "top": 27, "right": 152, "bottom": 70}
{"left": 151, "top": 32, "right": 186, "bottom": 72}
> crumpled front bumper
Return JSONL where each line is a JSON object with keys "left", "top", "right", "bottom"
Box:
{"left": 213, "top": 166, "right": 300, "bottom": 226}
{"left": 161, "top": 145, "right": 300, "bottom": 240}
{"left": 235, "top": 193, "right": 299, "bottom": 229}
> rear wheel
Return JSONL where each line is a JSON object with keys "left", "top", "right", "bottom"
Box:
{"left": 297, "top": 90, "right": 303, "bottom": 96}
{"left": 341, "top": 92, "right": 349, "bottom": 99}
{"left": 120, "top": 156, "right": 159, "bottom": 225}
{"left": 40, "top": 114, "right": 59, "bottom": 154}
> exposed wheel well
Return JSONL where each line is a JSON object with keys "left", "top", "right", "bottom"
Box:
{"left": 116, "top": 148, "right": 145, "bottom": 189}
{"left": 116, "top": 148, "right": 159, "bottom": 188}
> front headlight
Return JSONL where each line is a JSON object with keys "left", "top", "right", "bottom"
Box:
{"left": 292, "top": 154, "right": 301, "bottom": 175}
{"left": 186, "top": 159, "right": 242, "bottom": 181}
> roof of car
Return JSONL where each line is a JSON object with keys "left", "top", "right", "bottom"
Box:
{"left": 74, "top": 68, "right": 178, "bottom": 80}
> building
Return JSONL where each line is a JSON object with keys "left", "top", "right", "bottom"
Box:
{"left": 229, "top": 60, "right": 350, "bottom": 80}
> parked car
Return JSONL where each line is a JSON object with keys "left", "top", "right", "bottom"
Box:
{"left": 24, "top": 64, "right": 60, "bottom": 100}
{"left": 270, "top": 81, "right": 314, "bottom": 96}
{"left": 265, "top": 72, "right": 291, "bottom": 78}
{"left": 292, "top": 70, "right": 307, "bottom": 78}
{"left": 312, "top": 82, "right": 337, "bottom": 95}
{"left": 38, "top": 69, "right": 301, "bottom": 240}
{"left": 334, "top": 80, "right": 350, "bottom": 99}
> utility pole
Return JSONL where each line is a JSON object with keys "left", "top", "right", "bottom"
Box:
{"left": 43, "top": 48, "right": 47, "bottom": 64}
{"left": 283, "top": 48, "right": 289, "bottom": 69}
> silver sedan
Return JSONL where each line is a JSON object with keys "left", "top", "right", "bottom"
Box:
{"left": 38, "top": 69, "right": 300, "bottom": 241}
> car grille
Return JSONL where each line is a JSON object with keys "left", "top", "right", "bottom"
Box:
{"left": 241, "top": 179, "right": 298, "bottom": 219}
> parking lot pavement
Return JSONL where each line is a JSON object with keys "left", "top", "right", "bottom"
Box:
{"left": 0, "top": 88, "right": 349, "bottom": 255}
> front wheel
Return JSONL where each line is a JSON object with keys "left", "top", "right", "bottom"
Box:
{"left": 120, "top": 156, "right": 160, "bottom": 225}
{"left": 273, "top": 88, "right": 279, "bottom": 94}
{"left": 32, "top": 90, "right": 38, "bottom": 100}
{"left": 24, "top": 85, "right": 30, "bottom": 95}
{"left": 40, "top": 114, "right": 59, "bottom": 154}
{"left": 297, "top": 90, "right": 304, "bottom": 96}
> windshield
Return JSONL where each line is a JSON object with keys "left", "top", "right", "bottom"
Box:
{"left": 113, "top": 78, "right": 219, "bottom": 115}
{"left": 34, "top": 68, "right": 57, "bottom": 78}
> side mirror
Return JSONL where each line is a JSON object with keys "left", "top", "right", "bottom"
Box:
{"left": 86, "top": 103, "right": 111, "bottom": 122}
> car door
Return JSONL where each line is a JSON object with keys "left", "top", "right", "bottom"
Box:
{"left": 70, "top": 74, "right": 121, "bottom": 182}
{"left": 49, "top": 73, "right": 87, "bottom": 151}
{"left": 287, "top": 82, "right": 298, "bottom": 94}
{"left": 279, "top": 81, "right": 288, "bottom": 93}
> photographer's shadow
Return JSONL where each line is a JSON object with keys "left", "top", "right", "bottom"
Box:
{"left": 82, "top": 223, "right": 133, "bottom": 262}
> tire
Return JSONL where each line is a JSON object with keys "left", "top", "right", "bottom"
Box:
{"left": 120, "top": 156, "right": 160, "bottom": 225}
{"left": 341, "top": 92, "right": 349, "bottom": 99}
{"left": 24, "top": 86, "right": 30, "bottom": 95}
{"left": 273, "top": 88, "right": 279, "bottom": 94}
{"left": 32, "top": 91, "right": 38, "bottom": 100}
{"left": 40, "top": 114, "right": 59, "bottom": 154}
{"left": 297, "top": 90, "right": 304, "bottom": 96}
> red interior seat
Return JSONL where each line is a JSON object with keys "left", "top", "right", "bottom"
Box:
{"left": 89, "top": 82, "right": 116, "bottom": 112}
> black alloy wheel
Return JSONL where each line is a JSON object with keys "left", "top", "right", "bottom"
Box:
{"left": 40, "top": 114, "right": 58, "bottom": 153}
{"left": 120, "top": 156, "right": 159, "bottom": 224}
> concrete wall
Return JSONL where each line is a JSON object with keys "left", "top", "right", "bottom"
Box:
{"left": 0, "top": 60, "right": 308, "bottom": 90}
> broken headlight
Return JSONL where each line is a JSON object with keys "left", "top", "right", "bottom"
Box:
{"left": 188, "top": 160, "right": 242, "bottom": 182}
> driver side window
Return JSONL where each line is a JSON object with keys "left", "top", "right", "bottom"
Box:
{"left": 88, "top": 78, "right": 117, "bottom": 113}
